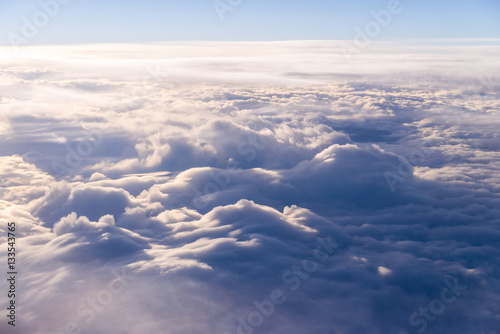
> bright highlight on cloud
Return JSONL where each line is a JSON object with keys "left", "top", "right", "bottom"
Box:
{"left": 0, "top": 41, "right": 499, "bottom": 334}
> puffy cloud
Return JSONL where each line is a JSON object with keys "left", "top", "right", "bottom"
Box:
{"left": 0, "top": 41, "right": 499, "bottom": 334}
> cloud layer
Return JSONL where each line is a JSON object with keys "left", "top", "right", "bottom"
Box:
{"left": 0, "top": 41, "right": 499, "bottom": 334}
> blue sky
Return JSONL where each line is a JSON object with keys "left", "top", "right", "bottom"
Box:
{"left": 0, "top": 0, "right": 499, "bottom": 44}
